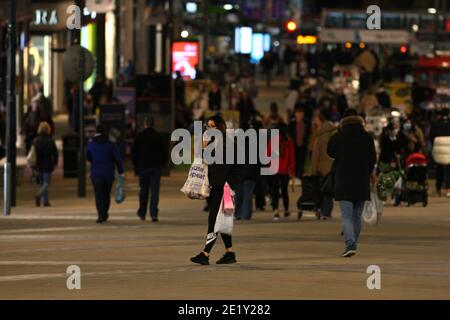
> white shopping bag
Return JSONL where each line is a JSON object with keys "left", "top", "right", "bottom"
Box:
{"left": 363, "top": 191, "right": 383, "bottom": 226}
{"left": 214, "top": 199, "right": 234, "bottom": 235}
{"left": 180, "top": 160, "right": 210, "bottom": 199}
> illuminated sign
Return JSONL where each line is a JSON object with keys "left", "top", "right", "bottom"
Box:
{"left": 296, "top": 35, "right": 317, "bottom": 45}
{"left": 33, "top": 9, "right": 58, "bottom": 26}
{"left": 234, "top": 26, "right": 253, "bottom": 54}
{"left": 172, "top": 41, "right": 199, "bottom": 79}
{"left": 251, "top": 33, "right": 264, "bottom": 63}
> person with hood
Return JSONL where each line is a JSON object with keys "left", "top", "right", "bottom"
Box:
{"left": 311, "top": 113, "right": 337, "bottom": 219}
{"left": 132, "top": 117, "right": 168, "bottom": 221}
{"left": 190, "top": 115, "right": 243, "bottom": 265}
{"left": 33, "top": 122, "right": 58, "bottom": 207}
{"left": 327, "top": 108, "right": 377, "bottom": 257}
{"left": 87, "top": 125, "right": 124, "bottom": 223}
{"left": 430, "top": 108, "right": 450, "bottom": 197}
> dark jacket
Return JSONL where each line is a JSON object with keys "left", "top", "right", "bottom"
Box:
{"left": 34, "top": 134, "right": 58, "bottom": 173}
{"left": 327, "top": 116, "right": 376, "bottom": 202}
{"left": 207, "top": 135, "right": 244, "bottom": 190}
{"left": 430, "top": 116, "right": 450, "bottom": 143}
{"left": 379, "top": 131, "right": 402, "bottom": 164}
{"left": 132, "top": 127, "right": 168, "bottom": 174}
{"left": 288, "top": 119, "right": 311, "bottom": 148}
{"left": 87, "top": 134, "right": 124, "bottom": 181}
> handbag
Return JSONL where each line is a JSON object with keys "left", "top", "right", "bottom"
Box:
{"left": 26, "top": 145, "right": 37, "bottom": 168}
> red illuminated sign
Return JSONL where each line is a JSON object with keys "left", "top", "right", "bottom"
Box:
{"left": 172, "top": 41, "right": 199, "bottom": 80}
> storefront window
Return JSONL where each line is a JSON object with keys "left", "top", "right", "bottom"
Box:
{"left": 28, "top": 35, "right": 51, "bottom": 100}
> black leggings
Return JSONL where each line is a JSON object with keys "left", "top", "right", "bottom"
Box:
{"left": 270, "top": 174, "right": 290, "bottom": 211}
{"left": 203, "top": 187, "right": 232, "bottom": 253}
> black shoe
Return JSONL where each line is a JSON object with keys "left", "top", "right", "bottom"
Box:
{"left": 341, "top": 249, "right": 356, "bottom": 258}
{"left": 44, "top": 202, "right": 51, "bottom": 207}
{"left": 152, "top": 217, "right": 159, "bottom": 222}
{"left": 190, "top": 252, "right": 209, "bottom": 265}
{"left": 35, "top": 196, "right": 40, "bottom": 207}
{"left": 216, "top": 252, "right": 237, "bottom": 264}
{"left": 96, "top": 219, "right": 103, "bottom": 224}
{"left": 137, "top": 211, "right": 146, "bottom": 221}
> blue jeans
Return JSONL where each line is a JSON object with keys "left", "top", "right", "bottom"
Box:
{"left": 321, "top": 196, "right": 334, "bottom": 217}
{"left": 37, "top": 172, "right": 52, "bottom": 204}
{"left": 339, "top": 201, "right": 365, "bottom": 251}
{"left": 235, "top": 180, "right": 256, "bottom": 220}
{"left": 138, "top": 168, "right": 161, "bottom": 218}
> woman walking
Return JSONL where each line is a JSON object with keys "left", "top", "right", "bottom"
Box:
{"left": 268, "top": 123, "right": 295, "bottom": 220}
{"left": 191, "top": 115, "right": 242, "bottom": 265}
{"left": 33, "top": 122, "right": 58, "bottom": 207}
{"left": 327, "top": 109, "right": 376, "bottom": 257}
{"left": 87, "top": 125, "right": 124, "bottom": 223}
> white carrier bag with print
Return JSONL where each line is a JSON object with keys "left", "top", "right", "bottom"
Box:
{"left": 180, "top": 158, "right": 210, "bottom": 199}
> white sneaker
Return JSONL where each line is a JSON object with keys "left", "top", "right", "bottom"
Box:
{"left": 273, "top": 210, "right": 280, "bottom": 221}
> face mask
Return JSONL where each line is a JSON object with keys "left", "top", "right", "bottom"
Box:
{"left": 403, "top": 123, "right": 412, "bottom": 131}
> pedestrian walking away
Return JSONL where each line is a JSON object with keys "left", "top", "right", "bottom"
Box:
{"left": 87, "top": 125, "right": 125, "bottom": 224}
{"left": 327, "top": 109, "right": 376, "bottom": 257}
{"left": 132, "top": 117, "right": 168, "bottom": 222}
{"left": 33, "top": 122, "right": 58, "bottom": 207}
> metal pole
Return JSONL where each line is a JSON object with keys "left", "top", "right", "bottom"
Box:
{"left": 5, "top": 0, "right": 17, "bottom": 211}
{"left": 77, "top": 0, "right": 86, "bottom": 198}
{"left": 3, "top": 163, "right": 11, "bottom": 216}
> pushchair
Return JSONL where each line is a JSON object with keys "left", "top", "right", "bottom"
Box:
{"left": 296, "top": 176, "right": 321, "bottom": 220}
{"left": 393, "top": 153, "right": 428, "bottom": 207}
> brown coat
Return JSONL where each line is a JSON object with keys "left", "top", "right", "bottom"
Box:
{"left": 311, "top": 121, "right": 337, "bottom": 176}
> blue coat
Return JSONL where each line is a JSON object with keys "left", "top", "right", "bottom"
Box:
{"left": 87, "top": 134, "right": 124, "bottom": 181}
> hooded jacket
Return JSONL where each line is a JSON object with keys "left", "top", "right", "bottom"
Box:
{"left": 87, "top": 134, "right": 124, "bottom": 181}
{"left": 132, "top": 127, "right": 168, "bottom": 174}
{"left": 327, "top": 116, "right": 376, "bottom": 202}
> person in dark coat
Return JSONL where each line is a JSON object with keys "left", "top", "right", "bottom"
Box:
{"left": 87, "top": 125, "right": 124, "bottom": 224}
{"left": 208, "top": 82, "right": 222, "bottom": 111}
{"left": 376, "top": 84, "right": 392, "bottom": 110}
{"left": 379, "top": 122, "right": 402, "bottom": 166}
{"left": 236, "top": 91, "right": 260, "bottom": 130}
{"left": 132, "top": 117, "right": 168, "bottom": 222}
{"left": 191, "top": 115, "right": 243, "bottom": 266}
{"left": 33, "top": 122, "right": 58, "bottom": 207}
{"left": 327, "top": 108, "right": 377, "bottom": 257}
{"left": 288, "top": 108, "right": 311, "bottom": 179}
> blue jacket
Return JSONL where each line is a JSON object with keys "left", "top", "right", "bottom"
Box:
{"left": 87, "top": 134, "right": 124, "bottom": 181}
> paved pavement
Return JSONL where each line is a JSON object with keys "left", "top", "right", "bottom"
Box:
{"left": 0, "top": 169, "right": 449, "bottom": 300}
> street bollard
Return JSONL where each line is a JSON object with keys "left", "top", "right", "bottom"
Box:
{"left": 3, "top": 162, "right": 11, "bottom": 216}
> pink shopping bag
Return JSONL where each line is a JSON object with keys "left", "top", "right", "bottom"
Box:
{"left": 223, "top": 183, "right": 235, "bottom": 215}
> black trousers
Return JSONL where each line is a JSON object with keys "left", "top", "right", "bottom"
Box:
{"left": 203, "top": 187, "right": 232, "bottom": 253}
{"left": 294, "top": 146, "right": 307, "bottom": 178}
{"left": 435, "top": 164, "right": 450, "bottom": 191}
{"left": 254, "top": 175, "right": 267, "bottom": 209}
{"left": 91, "top": 178, "right": 113, "bottom": 221}
{"left": 270, "top": 174, "right": 290, "bottom": 211}
{"left": 138, "top": 168, "right": 161, "bottom": 218}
